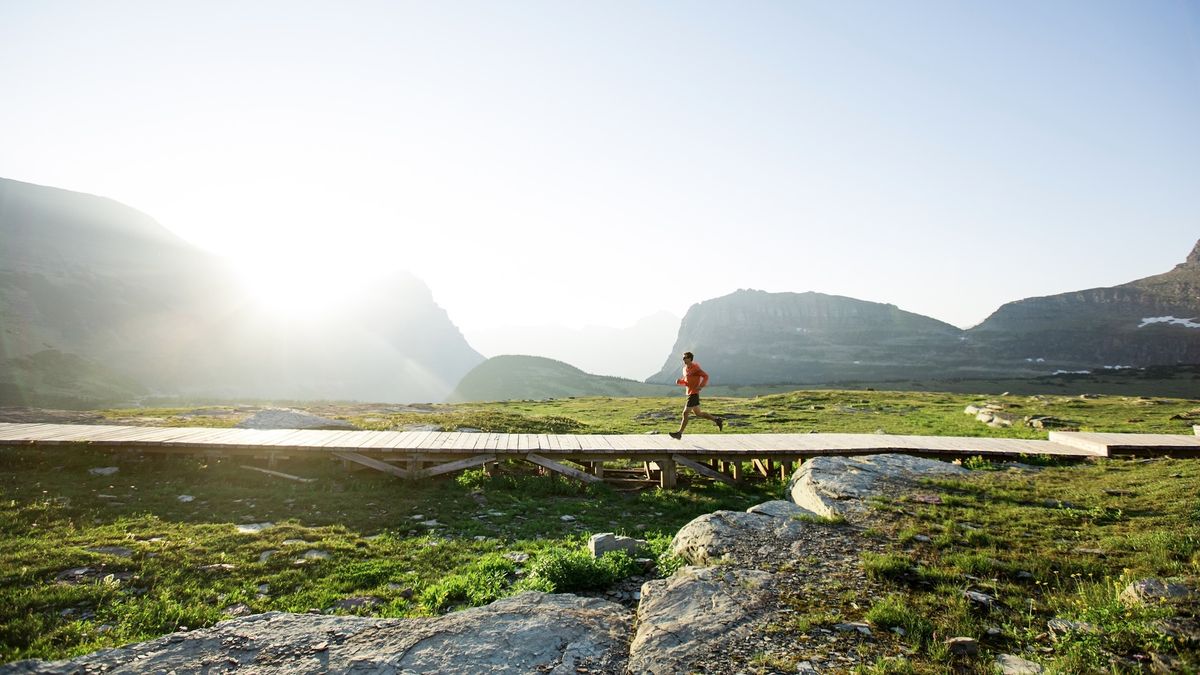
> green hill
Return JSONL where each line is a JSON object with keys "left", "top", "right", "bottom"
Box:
{"left": 449, "top": 355, "right": 674, "bottom": 402}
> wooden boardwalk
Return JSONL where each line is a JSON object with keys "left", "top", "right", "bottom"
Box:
{"left": 0, "top": 423, "right": 1195, "bottom": 487}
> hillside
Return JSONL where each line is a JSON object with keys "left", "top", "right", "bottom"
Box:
{"left": 647, "top": 290, "right": 972, "bottom": 386}
{"left": 449, "top": 355, "right": 673, "bottom": 402}
{"left": 969, "top": 239, "right": 1200, "bottom": 368}
{"left": 0, "top": 177, "right": 483, "bottom": 404}
{"left": 649, "top": 241, "right": 1200, "bottom": 387}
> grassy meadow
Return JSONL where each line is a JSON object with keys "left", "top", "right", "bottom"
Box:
{"left": 1, "top": 387, "right": 1198, "bottom": 669}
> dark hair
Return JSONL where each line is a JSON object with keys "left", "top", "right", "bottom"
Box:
{"left": 683, "top": 351, "right": 694, "bottom": 360}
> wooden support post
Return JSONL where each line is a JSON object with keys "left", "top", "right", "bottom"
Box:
{"left": 779, "top": 460, "right": 793, "bottom": 481}
{"left": 643, "top": 461, "right": 653, "bottom": 480}
{"left": 407, "top": 455, "right": 420, "bottom": 476}
{"left": 672, "top": 454, "right": 735, "bottom": 486}
{"left": 659, "top": 457, "right": 677, "bottom": 489}
{"left": 753, "top": 458, "right": 770, "bottom": 477}
{"left": 730, "top": 461, "right": 742, "bottom": 480}
{"left": 332, "top": 452, "right": 410, "bottom": 479}
{"left": 591, "top": 461, "right": 605, "bottom": 479}
{"left": 525, "top": 453, "right": 603, "bottom": 484}
{"left": 484, "top": 461, "right": 497, "bottom": 477}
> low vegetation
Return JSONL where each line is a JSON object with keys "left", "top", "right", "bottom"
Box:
{"left": 1, "top": 387, "right": 1198, "bottom": 667}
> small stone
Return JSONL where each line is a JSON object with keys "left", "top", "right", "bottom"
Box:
{"left": 963, "top": 590, "right": 998, "bottom": 609}
{"left": 282, "top": 539, "right": 308, "bottom": 546}
{"left": 223, "top": 603, "right": 252, "bottom": 617}
{"left": 833, "top": 622, "right": 871, "bottom": 635}
{"left": 419, "top": 520, "right": 441, "bottom": 528}
{"left": 177, "top": 495, "right": 194, "bottom": 503}
{"left": 503, "top": 552, "right": 529, "bottom": 563}
{"left": 996, "top": 653, "right": 1045, "bottom": 674}
{"left": 301, "top": 550, "right": 330, "bottom": 560}
{"left": 945, "top": 637, "right": 979, "bottom": 656}
{"left": 795, "top": 661, "right": 820, "bottom": 674}
{"left": 560, "top": 515, "right": 576, "bottom": 522}
{"left": 88, "top": 467, "right": 119, "bottom": 476}
{"left": 258, "top": 550, "right": 277, "bottom": 563}
{"left": 199, "top": 563, "right": 236, "bottom": 573}
{"left": 257, "top": 584, "right": 269, "bottom": 593}
{"left": 913, "top": 534, "right": 931, "bottom": 543}
{"left": 236, "top": 522, "right": 274, "bottom": 534}
{"left": 1119, "top": 578, "right": 1194, "bottom": 607}
{"left": 1047, "top": 617, "right": 1096, "bottom": 636}
{"left": 334, "top": 596, "right": 382, "bottom": 611}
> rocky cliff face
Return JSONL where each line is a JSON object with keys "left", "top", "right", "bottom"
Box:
{"left": 651, "top": 241, "right": 1200, "bottom": 385}
{"left": 0, "top": 177, "right": 483, "bottom": 404}
{"left": 968, "top": 239, "right": 1200, "bottom": 368}
{"left": 648, "top": 290, "right": 972, "bottom": 385}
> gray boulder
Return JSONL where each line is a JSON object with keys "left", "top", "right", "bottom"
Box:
{"left": 628, "top": 566, "right": 773, "bottom": 674}
{"left": 1119, "top": 577, "right": 1196, "bottom": 607}
{"left": 587, "top": 532, "right": 646, "bottom": 558}
{"left": 788, "top": 454, "right": 969, "bottom": 519}
{"left": 669, "top": 510, "right": 810, "bottom": 566}
{"left": 0, "top": 592, "right": 631, "bottom": 674}
{"left": 235, "top": 409, "right": 355, "bottom": 430}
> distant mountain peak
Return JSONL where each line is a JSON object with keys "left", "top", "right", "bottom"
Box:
{"left": 1184, "top": 238, "right": 1200, "bottom": 268}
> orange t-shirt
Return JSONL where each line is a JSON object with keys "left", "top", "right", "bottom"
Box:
{"left": 676, "top": 362, "right": 709, "bottom": 395}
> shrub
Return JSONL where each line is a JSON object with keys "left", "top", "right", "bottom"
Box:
{"left": 528, "top": 549, "right": 638, "bottom": 593}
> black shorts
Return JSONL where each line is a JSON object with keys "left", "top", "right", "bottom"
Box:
{"left": 686, "top": 393, "right": 701, "bottom": 408}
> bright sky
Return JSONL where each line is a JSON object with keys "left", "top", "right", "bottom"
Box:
{"left": 2, "top": 1, "right": 1198, "bottom": 336}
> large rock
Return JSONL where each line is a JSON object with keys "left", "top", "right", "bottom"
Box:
{"left": 628, "top": 566, "right": 773, "bottom": 674}
{"left": 587, "top": 532, "right": 647, "bottom": 558}
{"left": 788, "top": 454, "right": 969, "bottom": 519}
{"left": 1119, "top": 577, "right": 1196, "bottom": 607}
{"left": 669, "top": 506, "right": 815, "bottom": 566}
{"left": 1, "top": 592, "right": 631, "bottom": 674}
{"left": 235, "top": 409, "right": 356, "bottom": 430}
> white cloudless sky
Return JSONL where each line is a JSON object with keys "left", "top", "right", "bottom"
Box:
{"left": 1, "top": 1, "right": 1198, "bottom": 338}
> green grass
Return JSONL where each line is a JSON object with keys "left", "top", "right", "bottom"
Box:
{"left": 0, "top": 443, "right": 776, "bottom": 662}
{"left": 2, "top": 387, "right": 1199, "bottom": 665}
{"left": 858, "top": 458, "right": 1200, "bottom": 673}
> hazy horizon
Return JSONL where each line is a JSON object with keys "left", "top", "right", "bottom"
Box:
{"left": 2, "top": 1, "right": 1197, "bottom": 339}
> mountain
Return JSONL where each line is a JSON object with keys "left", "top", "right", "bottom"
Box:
{"left": 968, "top": 240, "right": 1200, "bottom": 368}
{"left": 465, "top": 311, "right": 680, "bottom": 380}
{"left": 449, "top": 355, "right": 673, "bottom": 402}
{"left": 0, "top": 177, "right": 483, "bottom": 404}
{"left": 647, "top": 290, "right": 972, "bottom": 385}
{"left": 650, "top": 241, "right": 1200, "bottom": 386}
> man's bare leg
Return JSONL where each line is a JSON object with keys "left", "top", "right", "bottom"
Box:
{"left": 691, "top": 406, "right": 724, "bottom": 431}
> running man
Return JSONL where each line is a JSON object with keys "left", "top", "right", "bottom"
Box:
{"left": 669, "top": 351, "right": 724, "bottom": 439}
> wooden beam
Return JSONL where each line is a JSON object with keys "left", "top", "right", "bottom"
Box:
{"left": 672, "top": 454, "right": 735, "bottom": 486}
{"left": 524, "top": 453, "right": 603, "bottom": 484}
{"left": 331, "top": 451, "right": 410, "bottom": 479}
{"left": 239, "top": 464, "right": 316, "bottom": 483}
{"left": 414, "top": 454, "right": 496, "bottom": 479}
{"left": 753, "top": 458, "right": 770, "bottom": 478}
{"left": 730, "top": 461, "right": 742, "bottom": 480}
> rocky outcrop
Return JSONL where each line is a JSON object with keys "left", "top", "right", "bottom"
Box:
{"left": 669, "top": 505, "right": 816, "bottom": 565}
{"left": 787, "top": 453, "right": 969, "bottom": 519}
{"left": 647, "top": 289, "right": 968, "bottom": 385}
{"left": 0, "top": 593, "right": 632, "bottom": 674}
{"left": 628, "top": 566, "right": 774, "bottom": 674}
{"left": 647, "top": 240, "right": 1200, "bottom": 388}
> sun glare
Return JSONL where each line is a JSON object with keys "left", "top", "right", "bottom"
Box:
{"left": 231, "top": 251, "right": 377, "bottom": 317}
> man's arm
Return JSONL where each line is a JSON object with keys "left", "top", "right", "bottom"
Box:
{"left": 696, "top": 367, "right": 709, "bottom": 389}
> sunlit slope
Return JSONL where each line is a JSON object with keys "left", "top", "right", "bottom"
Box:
{"left": 0, "top": 177, "right": 483, "bottom": 404}
{"left": 969, "top": 240, "right": 1200, "bottom": 368}
{"left": 450, "top": 355, "right": 674, "bottom": 402}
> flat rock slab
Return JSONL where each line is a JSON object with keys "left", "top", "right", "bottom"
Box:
{"left": 788, "top": 453, "right": 969, "bottom": 519}
{"left": 670, "top": 509, "right": 811, "bottom": 566}
{"left": 235, "top": 409, "right": 355, "bottom": 430}
{"left": 628, "top": 566, "right": 774, "bottom": 674}
{"left": 1, "top": 592, "right": 632, "bottom": 674}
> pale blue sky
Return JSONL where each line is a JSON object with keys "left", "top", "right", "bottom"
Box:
{"left": 1, "top": 1, "right": 1197, "bottom": 337}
